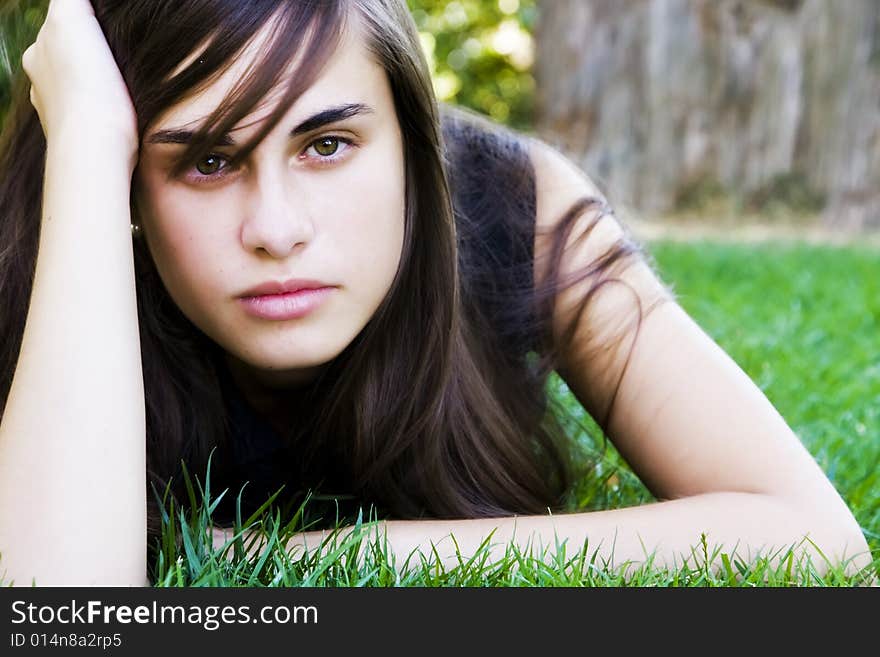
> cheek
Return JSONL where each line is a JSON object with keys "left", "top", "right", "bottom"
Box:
{"left": 320, "top": 147, "right": 406, "bottom": 283}
{"left": 137, "top": 177, "right": 231, "bottom": 302}
{"left": 339, "top": 188, "right": 403, "bottom": 269}
{"left": 150, "top": 223, "right": 216, "bottom": 294}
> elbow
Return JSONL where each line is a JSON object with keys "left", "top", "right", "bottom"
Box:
{"left": 775, "top": 493, "right": 873, "bottom": 577}
{"left": 831, "top": 520, "right": 873, "bottom": 575}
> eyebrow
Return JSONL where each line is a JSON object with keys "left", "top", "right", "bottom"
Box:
{"left": 145, "top": 102, "right": 374, "bottom": 145}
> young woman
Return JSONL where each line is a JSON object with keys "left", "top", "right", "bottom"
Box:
{"left": 0, "top": 0, "right": 871, "bottom": 586}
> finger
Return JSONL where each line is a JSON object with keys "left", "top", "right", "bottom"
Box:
{"left": 21, "top": 44, "right": 35, "bottom": 75}
{"left": 47, "top": 0, "right": 96, "bottom": 19}
{"left": 28, "top": 85, "right": 43, "bottom": 118}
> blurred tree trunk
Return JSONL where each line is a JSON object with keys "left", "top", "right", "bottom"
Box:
{"left": 534, "top": 0, "right": 880, "bottom": 231}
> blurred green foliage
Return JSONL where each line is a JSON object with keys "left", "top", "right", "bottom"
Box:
{"left": 0, "top": 0, "right": 46, "bottom": 128}
{"left": 0, "top": 0, "right": 535, "bottom": 131}
{"left": 406, "top": 0, "right": 536, "bottom": 129}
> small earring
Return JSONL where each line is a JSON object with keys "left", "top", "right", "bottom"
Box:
{"left": 130, "top": 223, "right": 142, "bottom": 238}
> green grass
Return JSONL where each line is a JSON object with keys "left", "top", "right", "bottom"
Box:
{"left": 3, "top": 239, "right": 878, "bottom": 587}
{"left": 154, "top": 506, "right": 871, "bottom": 588}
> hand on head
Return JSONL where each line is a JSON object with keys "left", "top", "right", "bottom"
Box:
{"left": 21, "top": 0, "right": 138, "bottom": 154}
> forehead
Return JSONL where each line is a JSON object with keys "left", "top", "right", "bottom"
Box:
{"left": 150, "top": 18, "right": 384, "bottom": 134}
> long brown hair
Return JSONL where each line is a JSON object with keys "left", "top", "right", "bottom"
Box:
{"left": 0, "top": 0, "right": 656, "bottom": 576}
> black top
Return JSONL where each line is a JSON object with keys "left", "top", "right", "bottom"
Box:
{"left": 210, "top": 106, "right": 540, "bottom": 526}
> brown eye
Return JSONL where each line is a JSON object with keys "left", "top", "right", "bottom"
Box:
{"left": 313, "top": 137, "right": 339, "bottom": 157}
{"left": 196, "top": 155, "right": 226, "bottom": 175}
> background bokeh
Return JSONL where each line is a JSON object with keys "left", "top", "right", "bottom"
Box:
{"left": 0, "top": 1, "right": 539, "bottom": 129}
{"left": 405, "top": 0, "right": 536, "bottom": 129}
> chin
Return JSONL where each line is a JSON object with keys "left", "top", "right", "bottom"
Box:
{"left": 236, "top": 340, "right": 343, "bottom": 372}
{"left": 241, "top": 351, "right": 335, "bottom": 373}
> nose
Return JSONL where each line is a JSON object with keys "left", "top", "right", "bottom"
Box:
{"left": 240, "top": 166, "right": 314, "bottom": 258}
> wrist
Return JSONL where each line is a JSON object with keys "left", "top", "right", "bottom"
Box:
{"left": 47, "top": 131, "right": 139, "bottom": 179}
{"left": 48, "top": 119, "right": 139, "bottom": 172}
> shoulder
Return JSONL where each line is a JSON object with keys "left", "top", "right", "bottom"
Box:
{"left": 525, "top": 134, "right": 671, "bottom": 308}
{"left": 526, "top": 137, "right": 631, "bottom": 285}
{"left": 525, "top": 136, "right": 676, "bottom": 420}
{"left": 527, "top": 137, "right": 606, "bottom": 216}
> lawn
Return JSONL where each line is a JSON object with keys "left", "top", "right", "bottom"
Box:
{"left": 145, "top": 238, "right": 879, "bottom": 587}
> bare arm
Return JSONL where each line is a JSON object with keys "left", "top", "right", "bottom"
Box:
{"left": 371, "top": 493, "right": 867, "bottom": 576}
{"left": 524, "top": 137, "right": 871, "bottom": 575}
{"left": 0, "top": 0, "right": 147, "bottom": 586}
{"left": 215, "top": 489, "right": 869, "bottom": 579}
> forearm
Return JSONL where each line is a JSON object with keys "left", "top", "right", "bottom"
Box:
{"left": 0, "top": 133, "right": 146, "bottom": 586}
{"left": 294, "top": 492, "right": 872, "bottom": 579}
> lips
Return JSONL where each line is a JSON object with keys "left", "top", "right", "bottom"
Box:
{"left": 239, "top": 278, "right": 333, "bottom": 299}
{"left": 237, "top": 285, "right": 335, "bottom": 321}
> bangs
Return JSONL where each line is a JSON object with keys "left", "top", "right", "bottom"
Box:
{"left": 122, "top": 0, "right": 350, "bottom": 178}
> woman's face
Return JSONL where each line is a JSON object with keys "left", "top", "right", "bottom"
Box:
{"left": 135, "top": 25, "right": 406, "bottom": 389}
